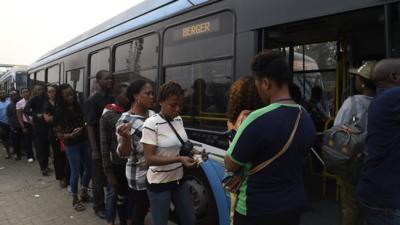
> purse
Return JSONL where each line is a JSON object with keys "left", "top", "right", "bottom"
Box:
{"left": 222, "top": 107, "right": 302, "bottom": 194}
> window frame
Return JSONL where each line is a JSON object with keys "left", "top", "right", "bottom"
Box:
{"left": 46, "top": 63, "right": 61, "bottom": 84}
{"left": 88, "top": 47, "right": 111, "bottom": 95}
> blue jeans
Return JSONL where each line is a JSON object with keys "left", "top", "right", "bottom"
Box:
{"left": 65, "top": 141, "right": 91, "bottom": 194}
{"left": 106, "top": 185, "right": 116, "bottom": 223}
{"left": 360, "top": 200, "right": 400, "bottom": 225}
{"left": 147, "top": 182, "right": 196, "bottom": 225}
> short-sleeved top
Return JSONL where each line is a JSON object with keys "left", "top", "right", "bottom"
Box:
{"left": 0, "top": 99, "right": 10, "bottom": 124}
{"left": 54, "top": 105, "right": 86, "bottom": 146}
{"left": 16, "top": 98, "right": 29, "bottom": 123}
{"left": 140, "top": 114, "right": 187, "bottom": 185}
{"left": 116, "top": 110, "right": 155, "bottom": 190}
{"left": 357, "top": 87, "right": 400, "bottom": 209}
{"left": 6, "top": 102, "right": 19, "bottom": 129}
{"left": 227, "top": 103, "right": 316, "bottom": 217}
{"left": 84, "top": 90, "right": 114, "bottom": 139}
{"left": 334, "top": 95, "right": 373, "bottom": 131}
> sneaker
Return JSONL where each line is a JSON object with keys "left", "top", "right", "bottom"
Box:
{"left": 27, "top": 158, "right": 34, "bottom": 163}
{"left": 67, "top": 185, "right": 72, "bottom": 194}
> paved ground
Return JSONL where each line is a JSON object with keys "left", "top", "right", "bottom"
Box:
{"left": 0, "top": 154, "right": 104, "bottom": 225}
{"left": 0, "top": 149, "right": 340, "bottom": 225}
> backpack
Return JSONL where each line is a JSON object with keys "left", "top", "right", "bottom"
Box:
{"left": 321, "top": 96, "right": 367, "bottom": 182}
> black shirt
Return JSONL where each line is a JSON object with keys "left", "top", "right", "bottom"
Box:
{"left": 24, "top": 95, "right": 47, "bottom": 125}
{"left": 6, "top": 102, "right": 19, "bottom": 129}
{"left": 84, "top": 90, "right": 114, "bottom": 142}
{"left": 54, "top": 105, "right": 86, "bottom": 146}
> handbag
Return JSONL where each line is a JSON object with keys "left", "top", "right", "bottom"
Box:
{"left": 222, "top": 107, "right": 302, "bottom": 194}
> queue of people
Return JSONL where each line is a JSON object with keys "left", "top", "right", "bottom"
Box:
{"left": 0, "top": 51, "right": 399, "bottom": 225}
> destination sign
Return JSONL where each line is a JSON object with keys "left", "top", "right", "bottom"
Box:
{"left": 172, "top": 18, "right": 219, "bottom": 41}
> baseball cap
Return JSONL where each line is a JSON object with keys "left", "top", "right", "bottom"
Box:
{"left": 349, "top": 60, "right": 377, "bottom": 80}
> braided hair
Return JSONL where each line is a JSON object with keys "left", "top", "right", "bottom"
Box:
{"left": 158, "top": 81, "right": 185, "bottom": 102}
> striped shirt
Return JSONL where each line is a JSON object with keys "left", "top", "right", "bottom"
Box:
{"left": 116, "top": 110, "right": 155, "bottom": 190}
{"left": 140, "top": 114, "right": 187, "bottom": 184}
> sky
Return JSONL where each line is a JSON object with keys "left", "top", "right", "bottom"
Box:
{"left": 0, "top": 0, "right": 145, "bottom": 65}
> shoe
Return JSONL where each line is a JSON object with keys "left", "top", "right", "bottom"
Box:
{"left": 59, "top": 179, "right": 68, "bottom": 188}
{"left": 94, "top": 210, "right": 107, "bottom": 220}
{"left": 27, "top": 158, "right": 34, "bottom": 163}
{"left": 79, "top": 189, "right": 92, "bottom": 202}
{"left": 46, "top": 167, "right": 53, "bottom": 173}
{"left": 42, "top": 169, "right": 49, "bottom": 176}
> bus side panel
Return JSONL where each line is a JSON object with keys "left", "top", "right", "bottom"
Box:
{"left": 200, "top": 159, "right": 230, "bottom": 225}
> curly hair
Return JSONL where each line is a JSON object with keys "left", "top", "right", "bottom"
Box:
{"left": 158, "top": 81, "right": 184, "bottom": 102}
{"left": 226, "top": 75, "right": 263, "bottom": 124}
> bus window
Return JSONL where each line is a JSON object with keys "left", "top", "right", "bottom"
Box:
{"left": 165, "top": 59, "right": 232, "bottom": 131}
{"left": 292, "top": 42, "right": 337, "bottom": 117}
{"left": 66, "top": 68, "right": 84, "bottom": 104}
{"left": 113, "top": 34, "right": 158, "bottom": 83}
{"left": 47, "top": 64, "right": 60, "bottom": 84}
{"left": 36, "top": 70, "right": 46, "bottom": 86}
{"left": 89, "top": 49, "right": 110, "bottom": 94}
{"left": 163, "top": 11, "right": 234, "bottom": 65}
{"left": 16, "top": 72, "right": 27, "bottom": 90}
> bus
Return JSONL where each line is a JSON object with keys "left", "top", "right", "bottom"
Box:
{"left": 27, "top": 0, "right": 400, "bottom": 224}
{"left": 0, "top": 65, "right": 28, "bottom": 93}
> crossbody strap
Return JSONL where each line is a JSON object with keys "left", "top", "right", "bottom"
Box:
{"left": 248, "top": 107, "right": 303, "bottom": 175}
{"left": 160, "top": 114, "right": 186, "bottom": 146}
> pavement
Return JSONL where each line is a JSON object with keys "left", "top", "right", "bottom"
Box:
{"left": 0, "top": 154, "right": 104, "bottom": 225}
{"left": 0, "top": 149, "right": 341, "bottom": 225}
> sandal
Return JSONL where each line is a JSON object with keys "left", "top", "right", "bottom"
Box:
{"left": 73, "top": 201, "right": 86, "bottom": 211}
{"left": 80, "top": 189, "right": 92, "bottom": 202}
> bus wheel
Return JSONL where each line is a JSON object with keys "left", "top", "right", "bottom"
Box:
{"left": 185, "top": 169, "right": 219, "bottom": 225}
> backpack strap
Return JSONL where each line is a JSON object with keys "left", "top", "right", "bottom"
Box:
{"left": 248, "top": 107, "right": 303, "bottom": 175}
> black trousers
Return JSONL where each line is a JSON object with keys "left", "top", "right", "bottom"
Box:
{"left": 50, "top": 135, "right": 68, "bottom": 180}
{"left": 22, "top": 122, "right": 34, "bottom": 159}
{"left": 130, "top": 189, "right": 149, "bottom": 225}
{"left": 110, "top": 164, "right": 130, "bottom": 225}
{"left": 92, "top": 156, "right": 106, "bottom": 212}
{"left": 233, "top": 209, "right": 302, "bottom": 225}
{"left": 33, "top": 125, "right": 50, "bottom": 171}
{"left": 0, "top": 122, "right": 10, "bottom": 155}
{"left": 10, "top": 128, "right": 22, "bottom": 158}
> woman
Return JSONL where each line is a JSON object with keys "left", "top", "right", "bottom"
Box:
{"left": 116, "top": 80, "right": 155, "bottom": 225}
{"left": 43, "top": 84, "right": 69, "bottom": 187}
{"left": 334, "top": 61, "right": 376, "bottom": 225}
{"left": 227, "top": 75, "right": 263, "bottom": 132}
{"left": 226, "top": 76, "right": 263, "bottom": 223}
{"left": 53, "top": 84, "right": 91, "bottom": 211}
{"left": 24, "top": 85, "right": 50, "bottom": 176}
{"left": 141, "top": 81, "right": 197, "bottom": 225}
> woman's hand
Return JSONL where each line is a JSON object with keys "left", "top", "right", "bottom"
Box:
{"left": 234, "top": 110, "right": 251, "bottom": 130}
{"left": 70, "top": 127, "right": 83, "bottom": 138}
{"left": 179, "top": 156, "right": 197, "bottom": 168}
{"left": 117, "top": 122, "right": 132, "bottom": 138}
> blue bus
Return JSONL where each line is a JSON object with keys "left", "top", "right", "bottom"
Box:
{"left": 27, "top": 0, "right": 400, "bottom": 224}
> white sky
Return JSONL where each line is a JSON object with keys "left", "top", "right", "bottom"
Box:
{"left": 0, "top": 0, "right": 145, "bottom": 65}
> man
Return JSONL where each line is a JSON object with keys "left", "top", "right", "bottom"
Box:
{"left": 0, "top": 90, "right": 11, "bottom": 159}
{"left": 24, "top": 85, "right": 50, "bottom": 176}
{"left": 16, "top": 87, "right": 34, "bottom": 162}
{"left": 224, "top": 51, "right": 316, "bottom": 225}
{"left": 6, "top": 90, "right": 22, "bottom": 160}
{"left": 85, "top": 70, "right": 115, "bottom": 219}
{"left": 99, "top": 83, "right": 129, "bottom": 225}
{"left": 357, "top": 58, "right": 400, "bottom": 225}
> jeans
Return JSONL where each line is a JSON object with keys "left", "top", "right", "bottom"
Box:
{"left": 106, "top": 185, "right": 116, "bottom": 223}
{"left": 360, "top": 200, "right": 400, "bottom": 225}
{"left": 65, "top": 141, "right": 92, "bottom": 194}
{"left": 147, "top": 182, "right": 195, "bottom": 225}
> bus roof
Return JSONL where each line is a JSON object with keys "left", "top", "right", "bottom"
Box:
{"left": 29, "top": 0, "right": 209, "bottom": 71}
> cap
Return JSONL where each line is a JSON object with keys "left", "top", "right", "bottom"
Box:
{"left": 349, "top": 60, "right": 377, "bottom": 80}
